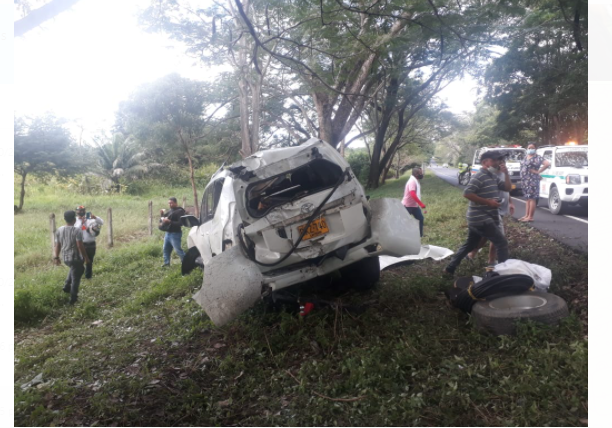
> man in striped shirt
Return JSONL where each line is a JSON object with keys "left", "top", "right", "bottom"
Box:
{"left": 444, "top": 150, "right": 512, "bottom": 275}
{"left": 54, "top": 210, "right": 91, "bottom": 304}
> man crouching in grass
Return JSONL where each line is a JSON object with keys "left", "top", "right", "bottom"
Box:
{"left": 444, "top": 150, "right": 512, "bottom": 276}
{"left": 54, "top": 210, "right": 91, "bottom": 304}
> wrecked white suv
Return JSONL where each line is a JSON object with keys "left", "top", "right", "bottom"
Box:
{"left": 181, "top": 138, "right": 421, "bottom": 325}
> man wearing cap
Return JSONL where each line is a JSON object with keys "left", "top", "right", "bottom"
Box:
{"left": 444, "top": 150, "right": 512, "bottom": 276}
{"left": 54, "top": 210, "right": 91, "bottom": 304}
{"left": 75, "top": 205, "right": 104, "bottom": 279}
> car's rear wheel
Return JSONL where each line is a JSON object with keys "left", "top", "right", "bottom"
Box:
{"left": 340, "top": 256, "right": 381, "bottom": 291}
{"left": 548, "top": 186, "right": 564, "bottom": 215}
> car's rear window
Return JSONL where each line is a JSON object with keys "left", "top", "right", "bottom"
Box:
{"left": 246, "top": 159, "right": 344, "bottom": 218}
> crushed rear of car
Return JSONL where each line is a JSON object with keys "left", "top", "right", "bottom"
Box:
{"left": 181, "top": 138, "right": 422, "bottom": 325}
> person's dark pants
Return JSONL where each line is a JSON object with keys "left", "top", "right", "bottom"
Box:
{"left": 83, "top": 242, "right": 96, "bottom": 279}
{"left": 406, "top": 207, "right": 424, "bottom": 237}
{"left": 445, "top": 220, "right": 509, "bottom": 273}
{"left": 63, "top": 260, "right": 85, "bottom": 303}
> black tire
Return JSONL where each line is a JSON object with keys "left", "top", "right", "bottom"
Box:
{"left": 548, "top": 186, "right": 565, "bottom": 215}
{"left": 340, "top": 256, "right": 381, "bottom": 291}
{"left": 181, "top": 246, "right": 202, "bottom": 276}
{"left": 471, "top": 291, "right": 569, "bottom": 336}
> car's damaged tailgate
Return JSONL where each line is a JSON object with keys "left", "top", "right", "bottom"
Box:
{"left": 192, "top": 197, "right": 423, "bottom": 326}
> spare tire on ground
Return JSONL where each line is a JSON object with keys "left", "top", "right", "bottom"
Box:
{"left": 471, "top": 291, "right": 569, "bottom": 336}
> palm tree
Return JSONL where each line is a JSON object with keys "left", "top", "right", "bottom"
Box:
{"left": 93, "top": 133, "right": 163, "bottom": 192}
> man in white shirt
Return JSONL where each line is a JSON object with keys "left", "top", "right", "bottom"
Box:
{"left": 74, "top": 205, "right": 104, "bottom": 279}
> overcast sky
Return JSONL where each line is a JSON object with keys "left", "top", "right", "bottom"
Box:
{"left": 13, "top": 0, "right": 480, "bottom": 142}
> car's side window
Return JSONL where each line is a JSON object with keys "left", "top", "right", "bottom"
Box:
{"left": 543, "top": 150, "right": 553, "bottom": 163}
{"left": 200, "top": 179, "right": 225, "bottom": 224}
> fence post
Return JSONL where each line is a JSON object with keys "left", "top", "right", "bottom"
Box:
{"left": 182, "top": 196, "right": 187, "bottom": 209}
{"left": 148, "top": 201, "right": 153, "bottom": 235}
{"left": 107, "top": 208, "right": 114, "bottom": 248}
{"left": 49, "top": 213, "right": 56, "bottom": 255}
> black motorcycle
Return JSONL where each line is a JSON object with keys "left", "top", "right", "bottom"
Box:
{"left": 457, "top": 165, "right": 472, "bottom": 185}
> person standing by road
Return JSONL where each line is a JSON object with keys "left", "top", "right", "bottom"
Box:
{"left": 444, "top": 150, "right": 512, "bottom": 276}
{"left": 54, "top": 210, "right": 90, "bottom": 304}
{"left": 160, "top": 197, "right": 186, "bottom": 267}
{"left": 402, "top": 167, "right": 427, "bottom": 237}
{"left": 74, "top": 205, "right": 104, "bottom": 279}
{"left": 466, "top": 157, "right": 515, "bottom": 265}
{"left": 519, "top": 143, "right": 550, "bottom": 222}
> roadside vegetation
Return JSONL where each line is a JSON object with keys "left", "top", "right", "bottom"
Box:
{"left": 14, "top": 172, "right": 587, "bottom": 426}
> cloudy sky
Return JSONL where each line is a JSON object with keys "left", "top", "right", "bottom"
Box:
{"left": 10, "top": 0, "right": 480, "bottom": 141}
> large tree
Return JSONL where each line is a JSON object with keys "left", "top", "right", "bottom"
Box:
{"left": 484, "top": 0, "right": 588, "bottom": 145}
{"left": 14, "top": 115, "right": 79, "bottom": 211}
{"left": 116, "top": 73, "right": 234, "bottom": 216}
{"left": 141, "top": 0, "right": 511, "bottom": 156}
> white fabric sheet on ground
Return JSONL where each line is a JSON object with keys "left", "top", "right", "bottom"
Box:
{"left": 379, "top": 245, "right": 454, "bottom": 271}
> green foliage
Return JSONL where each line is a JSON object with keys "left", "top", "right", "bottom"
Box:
{"left": 14, "top": 114, "right": 81, "bottom": 210}
{"left": 346, "top": 149, "right": 370, "bottom": 184}
{"left": 116, "top": 73, "right": 238, "bottom": 165}
{"left": 484, "top": 0, "right": 587, "bottom": 145}
{"left": 92, "top": 132, "right": 164, "bottom": 190}
{"left": 436, "top": 103, "right": 517, "bottom": 164}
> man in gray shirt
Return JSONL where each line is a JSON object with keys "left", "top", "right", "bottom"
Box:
{"left": 445, "top": 150, "right": 511, "bottom": 275}
{"left": 54, "top": 210, "right": 91, "bottom": 304}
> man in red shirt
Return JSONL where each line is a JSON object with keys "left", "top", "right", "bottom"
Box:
{"left": 401, "top": 167, "right": 426, "bottom": 237}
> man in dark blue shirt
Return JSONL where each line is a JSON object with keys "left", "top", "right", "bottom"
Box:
{"left": 445, "top": 150, "right": 512, "bottom": 275}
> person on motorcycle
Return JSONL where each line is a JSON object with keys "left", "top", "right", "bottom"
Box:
{"left": 458, "top": 163, "right": 471, "bottom": 185}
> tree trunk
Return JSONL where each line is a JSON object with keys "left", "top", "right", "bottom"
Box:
{"left": 186, "top": 153, "right": 200, "bottom": 218}
{"left": 250, "top": 78, "right": 261, "bottom": 154}
{"left": 18, "top": 171, "right": 27, "bottom": 211}
{"left": 313, "top": 92, "right": 334, "bottom": 145}
{"left": 395, "top": 151, "right": 401, "bottom": 179}
{"left": 238, "top": 77, "right": 252, "bottom": 157}
{"left": 14, "top": 0, "right": 81, "bottom": 37}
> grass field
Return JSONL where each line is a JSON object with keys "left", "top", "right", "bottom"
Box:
{"left": 14, "top": 172, "right": 588, "bottom": 426}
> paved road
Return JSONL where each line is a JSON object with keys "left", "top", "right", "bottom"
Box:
{"left": 429, "top": 164, "right": 588, "bottom": 253}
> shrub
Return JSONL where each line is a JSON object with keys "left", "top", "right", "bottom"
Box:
{"left": 346, "top": 150, "right": 370, "bottom": 184}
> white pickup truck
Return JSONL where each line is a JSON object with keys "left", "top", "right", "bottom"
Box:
{"left": 536, "top": 145, "right": 588, "bottom": 214}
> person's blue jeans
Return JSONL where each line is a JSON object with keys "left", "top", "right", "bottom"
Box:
{"left": 163, "top": 232, "right": 186, "bottom": 265}
{"left": 406, "top": 207, "right": 424, "bottom": 237}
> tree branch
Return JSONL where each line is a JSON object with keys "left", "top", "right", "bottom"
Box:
{"left": 15, "top": 0, "right": 82, "bottom": 37}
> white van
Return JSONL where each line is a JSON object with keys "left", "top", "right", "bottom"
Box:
{"left": 472, "top": 146, "right": 526, "bottom": 194}
{"left": 536, "top": 145, "right": 588, "bottom": 214}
